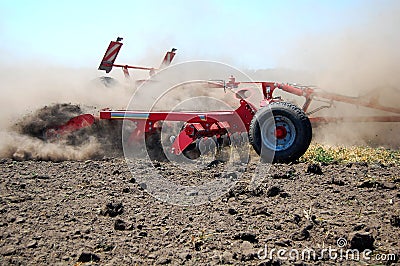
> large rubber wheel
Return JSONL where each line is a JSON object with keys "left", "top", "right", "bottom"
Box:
{"left": 249, "top": 102, "right": 312, "bottom": 163}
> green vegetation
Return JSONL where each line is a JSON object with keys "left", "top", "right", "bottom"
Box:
{"left": 300, "top": 143, "right": 400, "bottom": 165}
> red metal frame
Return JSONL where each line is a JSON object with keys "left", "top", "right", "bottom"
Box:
{"left": 99, "top": 99, "right": 255, "bottom": 154}
{"left": 232, "top": 78, "right": 400, "bottom": 122}
{"left": 270, "top": 82, "right": 400, "bottom": 122}
{"left": 44, "top": 114, "right": 95, "bottom": 140}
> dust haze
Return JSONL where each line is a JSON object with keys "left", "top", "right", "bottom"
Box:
{"left": 0, "top": 64, "right": 132, "bottom": 160}
{"left": 1, "top": 1, "right": 400, "bottom": 161}
{"left": 263, "top": 1, "right": 400, "bottom": 148}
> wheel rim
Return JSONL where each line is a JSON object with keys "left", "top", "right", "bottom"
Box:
{"left": 260, "top": 115, "right": 296, "bottom": 151}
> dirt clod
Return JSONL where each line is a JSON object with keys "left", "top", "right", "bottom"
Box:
{"left": 112, "top": 169, "right": 121, "bottom": 175}
{"left": 228, "top": 208, "right": 238, "bottom": 215}
{"left": 156, "top": 256, "right": 172, "bottom": 265}
{"left": 139, "top": 231, "right": 148, "bottom": 237}
{"left": 349, "top": 232, "right": 374, "bottom": 251}
{"left": 77, "top": 252, "right": 100, "bottom": 263}
{"left": 266, "top": 186, "right": 281, "bottom": 197}
{"left": 390, "top": 215, "right": 400, "bottom": 227}
{"left": 353, "top": 223, "right": 366, "bottom": 231}
{"left": 100, "top": 202, "right": 124, "bottom": 217}
{"left": 306, "top": 163, "right": 323, "bottom": 175}
{"left": 251, "top": 205, "right": 271, "bottom": 216}
{"left": 291, "top": 228, "right": 310, "bottom": 241}
{"left": 357, "top": 180, "right": 378, "bottom": 188}
{"left": 114, "top": 219, "right": 127, "bottom": 230}
{"left": 233, "top": 232, "right": 258, "bottom": 243}
{"left": 331, "top": 177, "right": 345, "bottom": 186}
{"left": 293, "top": 214, "right": 301, "bottom": 224}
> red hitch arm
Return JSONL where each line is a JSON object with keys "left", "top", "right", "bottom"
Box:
{"left": 44, "top": 114, "right": 96, "bottom": 140}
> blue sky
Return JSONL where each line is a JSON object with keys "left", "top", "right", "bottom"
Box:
{"left": 0, "top": 0, "right": 382, "bottom": 69}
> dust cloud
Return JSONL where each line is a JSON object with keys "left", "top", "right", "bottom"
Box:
{"left": 0, "top": 64, "right": 130, "bottom": 161}
{"left": 271, "top": 1, "right": 400, "bottom": 148}
{"left": 0, "top": 132, "right": 101, "bottom": 161}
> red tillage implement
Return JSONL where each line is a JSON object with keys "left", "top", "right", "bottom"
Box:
{"left": 45, "top": 37, "right": 400, "bottom": 163}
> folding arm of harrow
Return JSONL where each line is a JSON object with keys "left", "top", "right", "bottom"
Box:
{"left": 98, "top": 37, "right": 176, "bottom": 78}
{"left": 262, "top": 82, "right": 400, "bottom": 123}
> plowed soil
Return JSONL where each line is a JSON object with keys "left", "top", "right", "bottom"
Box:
{"left": 1, "top": 157, "right": 399, "bottom": 265}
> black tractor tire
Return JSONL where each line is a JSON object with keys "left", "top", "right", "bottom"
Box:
{"left": 249, "top": 102, "right": 312, "bottom": 163}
